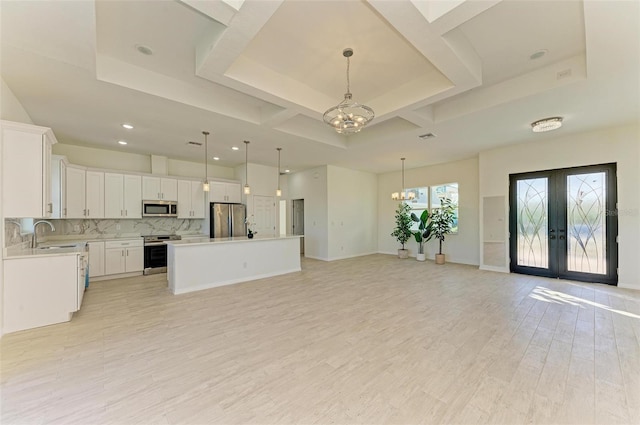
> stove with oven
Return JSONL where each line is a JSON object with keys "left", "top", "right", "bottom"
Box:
{"left": 143, "top": 234, "right": 181, "bottom": 275}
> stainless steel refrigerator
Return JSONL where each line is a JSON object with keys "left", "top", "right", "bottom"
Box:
{"left": 210, "top": 203, "right": 246, "bottom": 238}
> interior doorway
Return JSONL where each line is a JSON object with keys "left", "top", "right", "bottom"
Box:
{"left": 292, "top": 199, "right": 304, "bottom": 255}
{"left": 509, "top": 163, "right": 618, "bottom": 285}
{"left": 253, "top": 195, "right": 275, "bottom": 236}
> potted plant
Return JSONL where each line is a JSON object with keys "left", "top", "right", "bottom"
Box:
{"left": 431, "top": 198, "right": 456, "bottom": 264}
{"left": 411, "top": 210, "right": 433, "bottom": 261}
{"left": 245, "top": 215, "right": 257, "bottom": 238}
{"left": 391, "top": 203, "right": 412, "bottom": 258}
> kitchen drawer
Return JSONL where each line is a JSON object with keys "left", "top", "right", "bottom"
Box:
{"left": 105, "top": 239, "right": 143, "bottom": 249}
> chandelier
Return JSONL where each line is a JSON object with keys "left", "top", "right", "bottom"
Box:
{"left": 323, "top": 48, "right": 374, "bottom": 134}
{"left": 391, "top": 158, "right": 415, "bottom": 201}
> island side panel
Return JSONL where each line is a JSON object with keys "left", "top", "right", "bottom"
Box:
{"left": 168, "top": 237, "right": 301, "bottom": 294}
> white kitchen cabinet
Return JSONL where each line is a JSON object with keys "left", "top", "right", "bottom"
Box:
{"left": 3, "top": 254, "right": 78, "bottom": 333}
{"left": 85, "top": 170, "right": 104, "bottom": 218}
{"left": 178, "top": 180, "right": 206, "bottom": 218}
{"left": 105, "top": 239, "right": 144, "bottom": 275}
{"left": 208, "top": 181, "right": 241, "bottom": 203}
{"left": 65, "top": 165, "right": 86, "bottom": 218}
{"left": 1, "top": 120, "right": 57, "bottom": 218}
{"left": 105, "top": 173, "right": 142, "bottom": 218}
{"left": 87, "top": 241, "right": 105, "bottom": 277}
{"left": 142, "top": 176, "right": 177, "bottom": 201}
{"left": 63, "top": 167, "right": 104, "bottom": 218}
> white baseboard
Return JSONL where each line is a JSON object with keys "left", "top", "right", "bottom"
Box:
{"left": 618, "top": 282, "right": 640, "bottom": 291}
{"left": 479, "top": 265, "right": 510, "bottom": 273}
{"left": 327, "top": 252, "right": 378, "bottom": 261}
{"left": 303, "top": 255, "right": 329, "bottom": 261}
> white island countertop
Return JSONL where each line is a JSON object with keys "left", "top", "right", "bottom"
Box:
{"left": 165, "top": 234, "right": 301, "bottom": 247}
{"left": 166, "top": 234, "right": 302, "bottom": 294}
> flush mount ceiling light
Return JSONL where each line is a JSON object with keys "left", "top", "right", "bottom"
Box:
{"left": 213, "top": 157, "right": 219, "bottom": 161}
{"left": 285, "top": 169, "right": 290, "bottom": 173}
{"left": 121, "top": 123, "right": 134, "bottom": 130}
{"left": 323, "top": 48, "right": 374, "bottom": 135}
{"left": 391, "top": 158, "right": 415, "bottom": 201}
{"left": 531, "top": 116, "right": 563, "bottom": 132}
{"left": 231, "top": 146, "right": 239, "bottom": 151}
{"left": 243, "top": 141, "right": 251, "bottom": 195}
{"left": 202, "top": 131, "right": 210, "bottom": 192}
{"left": 118, "top": 140, "right": 127, "bottom": 145}
{"left": 276, "top": 148, "right": 282, "bottom": 197}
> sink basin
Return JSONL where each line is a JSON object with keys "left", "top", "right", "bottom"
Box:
{"left": 37, "top": 244, "right": 78, "bottom": 250}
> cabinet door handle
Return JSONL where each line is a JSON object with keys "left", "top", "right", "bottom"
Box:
{"left": 158, "top": 192, "right": 160, "bottom": 199}
{"left": 125, "top": 209, "right": 127, "bottom": 216}
{"left": 121, "top": 209, "right": 124, "bottom": 217}
{"left": 87, "top": 209, "right": 90, "bottom": 216}
{"left": 83, "top": 209, "right": 87, "bottom": 216}
{"left": 121, "top": 250, "right": 124, "bottom": 256}
{"left": 64, "top": 208, "right": 67, "bottom": 217}
{"left": 48, "top": 203, "right": 53, "bottom": 213}
{"left": 126, "top": 249, "right": 129, "bottom": 256}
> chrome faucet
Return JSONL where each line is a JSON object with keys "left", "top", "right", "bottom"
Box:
{"left": 32, "top": 220, "right": 55, "bottom": 248}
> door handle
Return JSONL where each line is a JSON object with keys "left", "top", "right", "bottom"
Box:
{"left": 550, "top": 235, "right": 556, "bottom": 240}
{"left": 559, "top": 235, "right": 565, "bottom": 240}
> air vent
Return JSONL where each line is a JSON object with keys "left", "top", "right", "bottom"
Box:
{"left": 418, "top": 133, "right": 436, "bottom": 140}
{"left": 187, "top": 141, "right": 202, "bottom": 147}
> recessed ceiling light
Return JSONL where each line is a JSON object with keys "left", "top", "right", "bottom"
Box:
{"left": 285, "top": 169, "right": 290, "bottom": 173}
{"left": 531, "top": 117, "right": 563, "bottom": 132}
{"left": 213, "top": 157, "right": 220, "bottom": 161}
{"left": 118, "top": 140, "right": 128, "bottom": 145}
{"left": 530, "top": 49, "right": 547, "bottom": 60}
{"left": 121, "top": 123, "right": 133, "bottom": 129}
{"left": 135, "top": 44, "right": 153, "bottom": 55}
{"left": 231, "top": 146, "right": 239, "bottom": 151}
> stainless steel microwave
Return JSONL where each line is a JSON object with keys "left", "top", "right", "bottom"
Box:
{"left": 142, "top": 200, "right": 178, "bottom": 217}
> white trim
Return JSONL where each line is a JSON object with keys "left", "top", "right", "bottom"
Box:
{"left": 303, "top": 255, "right": 329, "bottom": 261}
{"left": 326, "top": 251, "right": 378, "bottom": 262}
{"left": 618, "top": 282, "right": 640, "bottom": 291}
{"left": 89, "top": 271, "right": 142, "bottom": 282}
{"left": 479, "top": 265, "right": 510, "bottom": 273}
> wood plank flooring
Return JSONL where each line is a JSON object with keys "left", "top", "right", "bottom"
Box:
{"left": 1, "top": 254, "right": 639, "bottom": 424}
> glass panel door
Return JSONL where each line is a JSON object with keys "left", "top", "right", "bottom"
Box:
{"left": 510, "top": 164, "right": 617, "bottom": 285}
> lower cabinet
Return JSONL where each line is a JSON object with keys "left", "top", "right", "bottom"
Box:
{"left": 104, "top": 239, "right": 143, "bottom": 275}
{"left": 3, "top": 254, "right": 79, "bottom": 334}
{"left": 87, "top": 241, "right": 105, "bottom": 277}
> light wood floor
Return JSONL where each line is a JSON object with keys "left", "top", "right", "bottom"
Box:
{"left": 1, "top": 255, "right": 639, "bottom": 425}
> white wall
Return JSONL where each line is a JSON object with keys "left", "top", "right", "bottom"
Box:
{"left": 327, "top": 165, "right": 378, "bottom": 260}
{"left": 378, "top": 157, "right": 480, "bottom": 265}
{"left": 1, "top": 77, "right": 33, "bottom": 124}
{"left": 288, "top": 166, "right": 328, "bottom": 260}
{"left": 53, "top": 143, "right": 235, "bottom": 179}
{"left": 479, "top": 123, "right": 640, "bottom": 290}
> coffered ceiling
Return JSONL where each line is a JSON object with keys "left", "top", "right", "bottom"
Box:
{"left": 1, "top": 0, "right": 638, "bottom": 174}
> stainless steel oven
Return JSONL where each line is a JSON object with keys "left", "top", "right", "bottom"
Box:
{"left": 143, "top": 234, "right": 181, "bottom": 275}
{"left": 142, "top": 201, "right": 178, "bottom": 217}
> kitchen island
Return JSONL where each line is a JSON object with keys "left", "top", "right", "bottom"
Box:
{"left": 165, "top": 235, "right": 302, "bottom": 295}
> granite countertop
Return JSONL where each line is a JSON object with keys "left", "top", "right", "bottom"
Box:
{"left": 166, "top": 234, "right": 302, "bottom": 247}
{"left": 5, "top": 241, "right": 87, "bottom": 259}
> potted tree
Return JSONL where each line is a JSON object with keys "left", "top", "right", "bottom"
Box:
{"left": 431, "top": 198, "right": 456, "bottom": 264}
{"left": 411, "top": 210, "right": 433, "bottom": 261}
{"left": 391, "top": 203, "right": 412, "bottom": 258}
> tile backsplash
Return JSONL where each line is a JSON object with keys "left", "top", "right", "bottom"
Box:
{"left": 5, "top": 218, "right": 206, "bottom": 247}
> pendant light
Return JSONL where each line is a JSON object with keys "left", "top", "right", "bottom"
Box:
{"left": 243, "top": 140, "right": 251, "bottom": 195}
{"left": 202, "top": 131, "right": 210, "bottom": 192}
{"left": 323, "top": 48, "right": 375, "bottom": 134}
{"left": 391, "top": 158, "right": 415, "bottom": 201}
{"left": 276, "top": 147, "right": 282, "bottom": 197}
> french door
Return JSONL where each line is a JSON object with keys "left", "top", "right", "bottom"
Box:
{"left": 509, "top": 163, "right": 618, "bottom": 285}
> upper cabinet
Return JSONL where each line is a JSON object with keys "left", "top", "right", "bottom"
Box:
{"left": 177, "top": 180, "right": 205, "bottom": 219}
{"left": 63, "top": 166, "right": 104, "bottom": 219}
{"left": 208, "top": 181, "right": 241, "bottom": 204}
{"left": 1, "top": 121, "right": 57, "bottom": 218}
{"left": 104, "top": 173, "right": 142, "bottom": 219}
{"left": 142, "top": 176, "right": 177, "bottom": 201}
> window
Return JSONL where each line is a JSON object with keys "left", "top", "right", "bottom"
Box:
{"left": 403, "top": 183, "right": 459, "bottom": 233}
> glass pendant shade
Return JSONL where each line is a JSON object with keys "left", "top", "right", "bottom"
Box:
{"left": 202, "top": 131, "right": 210, "bottom": 192}
{"left": 323, "top": 48, "right": 374, "bottom": 134}
{"left": 243, "top": 140, "right": 250, "bottom": 195}
{"left": 276, "top": 147, "right": 282, "bottom": 197}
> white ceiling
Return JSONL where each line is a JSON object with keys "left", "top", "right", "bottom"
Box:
{"left": 1, "top": 0, "right": 638, "bottom": 174}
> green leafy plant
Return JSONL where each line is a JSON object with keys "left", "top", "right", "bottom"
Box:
{"left": 391, "top": 203, "right": 413, "bottom": 250}
{"left": 431, "top": 198, "right": 456, "bottom": 255}
{"left": 411, "top": 209, "right": 434, "bottom": 254}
